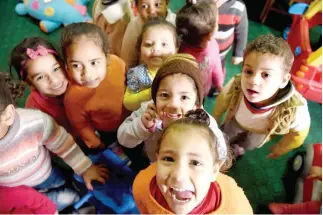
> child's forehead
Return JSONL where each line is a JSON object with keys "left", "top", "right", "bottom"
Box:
{"left": 144, "top": 25, "right": 175, "bottom": 38}
{"left": 245, "top": 51, "right": 284, "bottom": 65}
{"left": 158, "top": 74, "right": 195, "bottom": 89}
{"left": 138, "top": 0, "right": 168, "bottom": 4}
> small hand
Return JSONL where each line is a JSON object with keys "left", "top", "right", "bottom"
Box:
{"left": 307, "top": 166, "right": 322, "bottom": 180}
{"left": 82, "top": 164, "right": 109, "bottom": 191}
{"left": 141, "top": 103, "right": 159, "bottom": 130}
{"left": 232, "top": 57, "right": 243, "bottom": 65}
{"left": 267, "top": 145, "right": 286, "bottom": 159}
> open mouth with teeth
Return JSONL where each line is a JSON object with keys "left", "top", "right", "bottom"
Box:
{"left": 162, "top": 112, "right": 182, "bottom": 119}
{"left": 169, "top": 187, "right": 194, "bottom": 203}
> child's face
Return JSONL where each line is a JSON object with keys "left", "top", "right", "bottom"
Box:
{"left": 137, "top": 0, "right": 168, "bottom": 23}
{"left": 156, "top": 128, "right": 219, "bottom": 214}
{"left": 156, "top": 74, "right": 197, "bottom": 127}
{"left": 66, "top": 36, "right": 107, "bottom": 89}
{"left": 26, "top": 54, "right": 68, "bottom": 97}
{"left": 140, "top": 26, "right": 177, "bottom": 69}
{"left": 241, "top": 52, "right": 290, "bottom": 106}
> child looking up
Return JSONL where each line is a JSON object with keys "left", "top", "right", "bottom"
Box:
{"left": 0, "top": 72, "right": 108, "bottom": 210}
{"left": 124, "top": 18, "right": 179, "bottom": 111}
{"left": 9, "top": 37, "right": 79, "bottom": 139}
{"left": 212, "top": 35, "right": 311, "bottom": 158}
{"left": 118, "top": 54, "right": 227, "bottom": 163}
{"left": 61, "top": 23, "right": 128, "bottom": 150}
{"left": 177, "top": 0, "right": 223, "bottom": 97}
{"left": 133, "top": 109, "right": 253, "bottom": 214}
{"left": 121, "top": 0, "right": 176, "bottom": 68}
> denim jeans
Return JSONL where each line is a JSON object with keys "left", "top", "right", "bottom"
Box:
{"left": 34, "top": 167, "right": 79, "bottom": 211}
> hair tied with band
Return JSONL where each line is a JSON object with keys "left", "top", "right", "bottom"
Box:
{"left": 184, "top": 109, "right": 210, "bottom": 126}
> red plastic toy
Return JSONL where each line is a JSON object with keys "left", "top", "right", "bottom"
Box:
{"left": 269, "top": 143, "right": 322, "bottom": 214}
{"left": 287, "top": 0, "right": 322, "bottom": 103}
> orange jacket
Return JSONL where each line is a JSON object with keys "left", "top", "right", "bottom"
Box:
{"left": 133, "top": 163, "right": 253, "bottom": 214}
{"left": 64, "top": 55, "right": 128, "bottom": 148}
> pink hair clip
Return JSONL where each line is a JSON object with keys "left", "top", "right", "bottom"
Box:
{"left": 20, "top": 45, "right": 57, "bottom": 78}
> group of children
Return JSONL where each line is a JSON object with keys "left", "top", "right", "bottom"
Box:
{"left": 0, "top": 0, "right": 312, "bottom": 214}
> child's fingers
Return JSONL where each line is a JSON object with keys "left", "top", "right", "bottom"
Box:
{"left": 85, "top": 180, "right": 94, "bottom": 191}
{"left": 95, "top": 176, "right": 106, "bottom": 185}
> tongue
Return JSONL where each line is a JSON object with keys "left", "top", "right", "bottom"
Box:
{"left": 172, "top": 189, "right": 193, "bottom": 200}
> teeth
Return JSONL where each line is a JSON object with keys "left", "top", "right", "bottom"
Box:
{"left": 165, "top": 112, "right": 181, "bottom": 119}
{"left": 172, "top": 187, "right": 186, "bottom": 192}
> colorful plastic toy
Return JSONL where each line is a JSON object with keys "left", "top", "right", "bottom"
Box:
{"left": 73, "top": 148, "right": 139, "bottom": 214}
{"left": 269, "top": 143, "right": 322, "bottom": 214}
{"left": 15, "top": 0, "right": 92, "bottom": 33}
{"left": 286, "top": 0, "right": 322, "bottom": 103}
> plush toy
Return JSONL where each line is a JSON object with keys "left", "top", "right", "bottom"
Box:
{"left": 15, "top": 0, "right": 92, "bottom": 33}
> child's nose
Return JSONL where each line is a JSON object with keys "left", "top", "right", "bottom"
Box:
{"left": 82, "top": 67, "right": 94, "bottom": 80}
{"left": 249, "top": 74, "right": 261, "bottom": 85}
{"left": 168, "top": 97, "right": 180, "bottom": 108}
{"left": 49, "top": 75, "right": 59, "bottom": 85}
{"left": 170, "top": 163, "right": 187, "bottom": 183}
{"left": 149, "top": 6, "right": 157, "bottom": 16}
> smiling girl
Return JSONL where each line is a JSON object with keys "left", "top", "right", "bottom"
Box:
{"left": 10, "top": 37, "right": 77, "bottom": 137}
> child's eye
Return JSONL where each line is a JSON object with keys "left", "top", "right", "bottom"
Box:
{"left": 190, "top": 160, "right": 202, "bottom": 166}
{"left": 160, "top": 93, "right": 168, "bottom": 98}
{"left": 53, "top": 67, "right": 61, "bottom": 72}
{"left": 144, "top": 42, "right": 153, "bottom": 47}
{"left": 72, "top": 64, "right": 82, "bottom": 69}
{"left": 91, "top": 61, "right": 100, "bottom": 66}
{"left": 181, "top": 95, "right": 189, "bottom": 100}
{"left": 244, "top": 69, "right": 252, "bottom": 75}
{"left": 262, "top": 73, "right": 271, "bottom": 78}
{"left": 36, "top": 75, "right": 44, "bottom": 81}
{"left": 155, "top": 3, "right": 162, "bottom": 7}
{"left": 162, "top": 156, "right": 174, "bottom": 162}
{"left": 141, "top": 3, "right": 148, "bottom": 9}
{"left": 162, "top": 42, "right": 168, "bottom": 47}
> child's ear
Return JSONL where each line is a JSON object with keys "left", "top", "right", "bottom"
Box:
{"left": 279, "top": 73, "right": 291, "bottom": 89}
{"left": 1, "top": 104, "right": 15, "bottom": 126}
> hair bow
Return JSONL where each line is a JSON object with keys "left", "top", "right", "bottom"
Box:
{"left": 20, "top": 45, "right": 57, "bottom": 78}
{"left": 26, "top": 45, "right": 50, "bottom": 59}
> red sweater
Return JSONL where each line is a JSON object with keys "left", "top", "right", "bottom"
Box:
{"left": 64, "top": 55, "right": 128, "bottom": 148}
{"left": 0, "top": 185, "right": 57, "bottom": 214}
{"left": 25, "top": 90, "right": 78, "bottom": 138}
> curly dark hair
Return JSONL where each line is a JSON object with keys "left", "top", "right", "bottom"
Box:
{"left": 243, "top": 34, "right": 294, "bottom": 74}
{"left": 0, "top": 72, "right": 25, "bottom": 113}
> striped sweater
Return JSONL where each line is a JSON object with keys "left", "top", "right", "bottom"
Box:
{"left": 213, "top": 0, "right": 248, "bottom": 60}
{"left": 0, "top": 108, "right": 92, "bottom": 187}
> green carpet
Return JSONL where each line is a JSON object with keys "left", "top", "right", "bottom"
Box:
{"left": 0, "top": 0, "right": 321, "bottom": 213}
